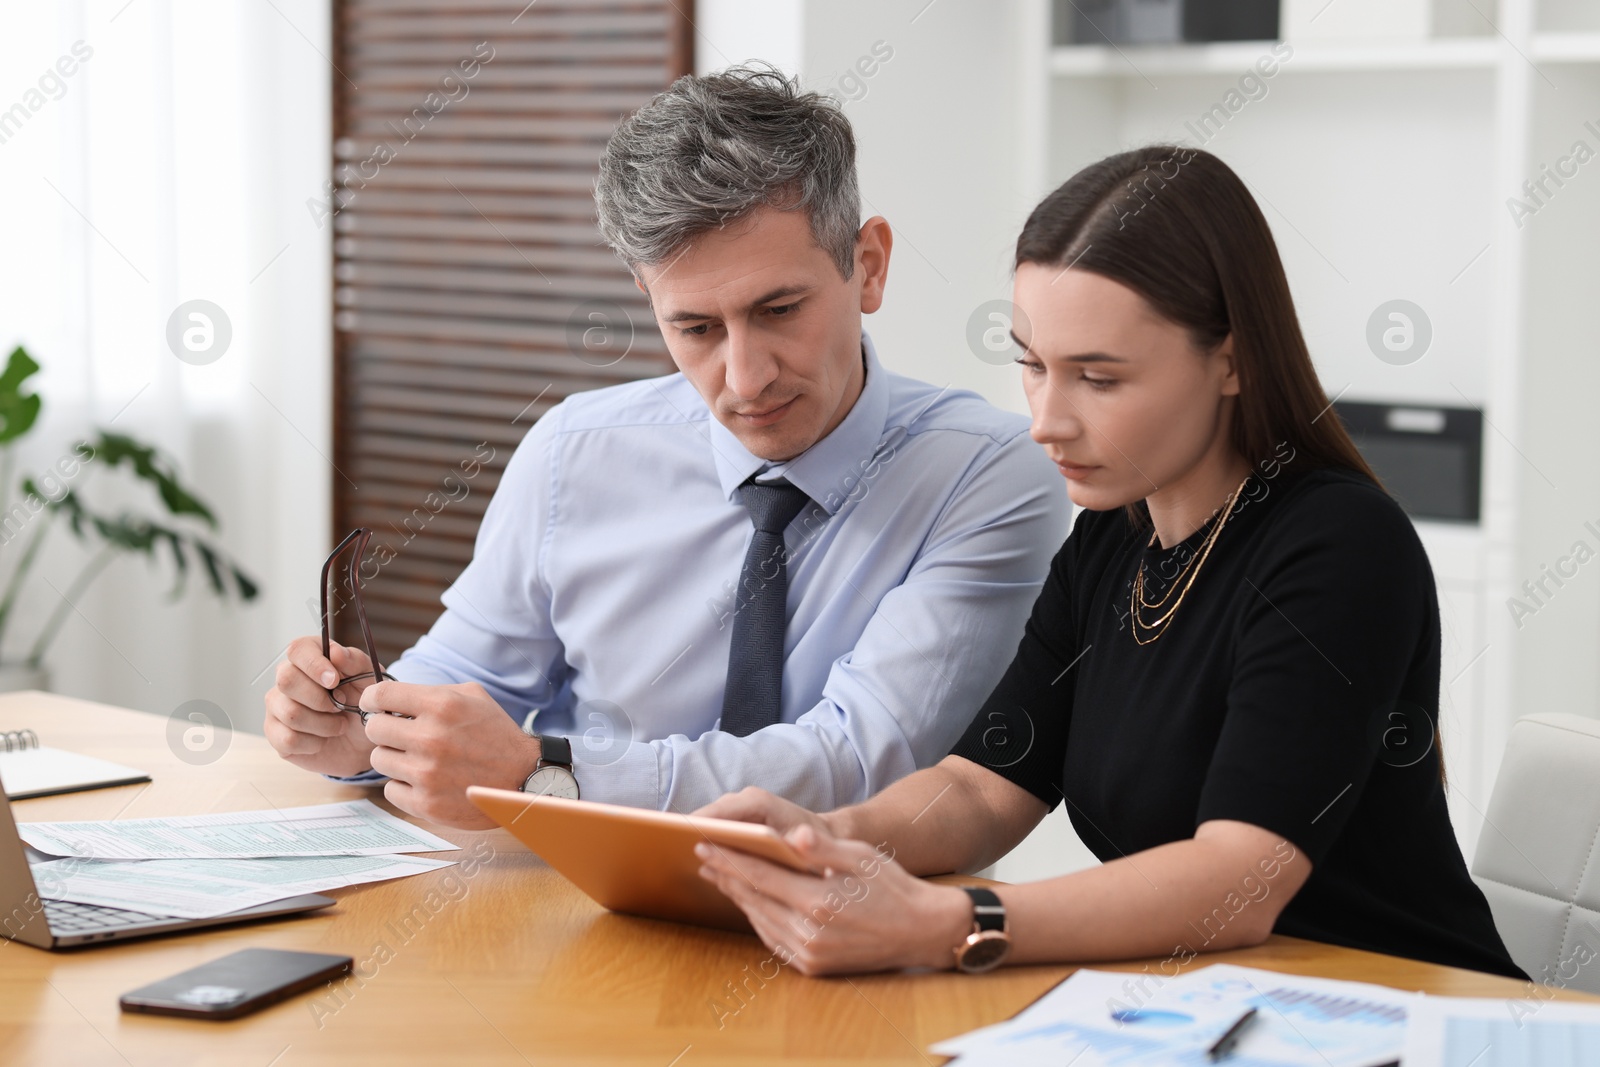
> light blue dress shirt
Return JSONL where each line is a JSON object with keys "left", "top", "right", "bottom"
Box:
{"left": 333, "top": 332, "right": 1069, "bottom": 812}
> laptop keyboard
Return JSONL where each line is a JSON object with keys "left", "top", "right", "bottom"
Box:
{"left": 42, "top": 897, "right": 165, "bottom": 933}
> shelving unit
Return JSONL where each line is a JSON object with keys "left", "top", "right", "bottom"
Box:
{"left": 990, "top": 0, "right": 1600, "bottom": 885}
{"left": 1049, "top": 32, "right": 1600, "bottom": 76}
{"left": 1531, "top": 31, "right": 1600, "bottom": 61}
{"left": 1050, "top": 37, "right": 1501, "bottom": 75}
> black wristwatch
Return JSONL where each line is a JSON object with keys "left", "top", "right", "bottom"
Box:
{"left": 519, "top": 734, "right": 579, "bottom": 800}
{"left": 952, "top": 886, "right": 1011, "bottom": 974}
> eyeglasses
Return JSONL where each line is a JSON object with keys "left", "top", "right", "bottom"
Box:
{"left": 321, "top": 528, "right": 394, "bottom": 724}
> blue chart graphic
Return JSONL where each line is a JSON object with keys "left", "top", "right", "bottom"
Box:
{"left": 1259, "top": 986, "right": 1408, "bottom": 1028}
{"left": 992, "top": 979, "right": 1406, "bottom": 1066}
{"left": 1111, "top": 1009, "right": 1202, "bottom": 1028}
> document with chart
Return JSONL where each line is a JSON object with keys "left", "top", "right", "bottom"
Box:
{"left": 17, "top": 799, "right": 457, "bottom": 859}
{"left": 930, "top": 963, "right": 1414, "bottom": 1066}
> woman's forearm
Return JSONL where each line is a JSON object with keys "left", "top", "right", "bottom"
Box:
{"left": 825, "top": 756, "right": 1048, "bottom": 876}
{"left": 992, "top": 824, "right": 1308, "bottom": 966}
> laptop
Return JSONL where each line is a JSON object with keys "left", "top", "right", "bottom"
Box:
{"left": 467, "top": 785, "right": 809, "bottom": 933}
{"left": 0, "top": 777, "right": 334, "bottom": 950}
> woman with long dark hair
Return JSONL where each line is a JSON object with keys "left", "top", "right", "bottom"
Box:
{"left": 692, "top": 145, "right": 1525, "bottom": 980}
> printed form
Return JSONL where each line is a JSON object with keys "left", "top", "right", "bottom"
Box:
{"left": 18, "top": 799, "right": 457, "bottom": 859}
{"left": 31, "top": 853, "right": 458, "bottom": 919}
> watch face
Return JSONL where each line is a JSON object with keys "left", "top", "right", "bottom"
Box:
{"left": 524, "top": 767, "right": 579, "bottom": 800}
{"left": 957, "top": 932, "right": 1011, "bottom": 974}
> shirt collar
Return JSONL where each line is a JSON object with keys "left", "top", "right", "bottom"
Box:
{"left": 710, "top": 330, "right": 891, "bottom": 516}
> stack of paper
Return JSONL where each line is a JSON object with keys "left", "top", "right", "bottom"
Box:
{"left": 1403, "top": 996, "right": 1600, "bottom": 1067}
{"left": 930, "top": 963, "right": 1414, "bottom": 1066}
{"left": 21, "top": 800, "right": 459, "bottom": 919}
{"left": 19, "top": 799, "right": 457, "bottom": 858}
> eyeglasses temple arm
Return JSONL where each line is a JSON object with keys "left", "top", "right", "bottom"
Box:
{"left": 345, "top": 530, "right": 385, "bottom": 680}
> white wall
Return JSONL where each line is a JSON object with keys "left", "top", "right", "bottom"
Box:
{"left": 801, "top": 0, "right": 1041, "bottom": 417}
{"left": 694, "top": 0, "right": 803, "bottom": 76}
{"left": 696, "top": 0, "right": 1047, "bottom": 416}
{"left": 1509, "top": 63, "right": 1600, "bottom": 758}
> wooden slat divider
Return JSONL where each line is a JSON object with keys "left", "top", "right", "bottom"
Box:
{"left": 332, "top": 0, "right": 691, "bottom": 663}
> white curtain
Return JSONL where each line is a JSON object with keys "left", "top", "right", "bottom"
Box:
{"left": 0, "top": 0, "right": 332, "bottom": 735}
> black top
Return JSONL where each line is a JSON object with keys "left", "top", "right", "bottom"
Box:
{"left": 949, "top": 461, "right": 1525, "bottom": 980}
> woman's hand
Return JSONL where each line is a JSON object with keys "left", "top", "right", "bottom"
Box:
{"left": 692, "top": 785, "right": 836, "bottom": 838}
{"left": 695, "top": 821, "right": 973, "bottom": 977}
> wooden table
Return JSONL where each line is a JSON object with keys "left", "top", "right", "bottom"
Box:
{"left": 1, "top": 691, "right": 1592, "bottom": 1066}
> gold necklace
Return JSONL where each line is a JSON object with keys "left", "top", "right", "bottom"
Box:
{"left": 1130, "top": 474, "right": 1251, "bottom": 645}
{"left": 1135, "top": 534, "right": 1207, "bottom": 610}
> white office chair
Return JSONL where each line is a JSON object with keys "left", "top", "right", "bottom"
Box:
{"left": 1471, "top": 712, "right": 1600, "bottom": 993}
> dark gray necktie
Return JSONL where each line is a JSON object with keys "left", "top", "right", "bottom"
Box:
{"left": 720, "top": 478, "right": 811, "bottom": 737}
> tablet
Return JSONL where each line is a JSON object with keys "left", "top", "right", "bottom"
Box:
{"left": 466, "top": 786, "right": 811, "bottom": 933}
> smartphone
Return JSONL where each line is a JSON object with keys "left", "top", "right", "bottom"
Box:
{"left": 119, "top": 948, "right": 352, "bottom": 1020}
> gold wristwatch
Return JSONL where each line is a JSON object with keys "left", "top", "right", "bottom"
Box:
{"left": 952, "top": 886, "right": 1011, "bottom": 974}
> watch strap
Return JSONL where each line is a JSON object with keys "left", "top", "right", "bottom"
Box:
{"left": 537, "top": 734, "right": 573, "bottom": 768}
{"left": 962, "top": 886, "right": 1006, "bottom": 933}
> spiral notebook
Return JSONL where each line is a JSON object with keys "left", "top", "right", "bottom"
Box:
{"left": 0, "top": 729, "right": 150, "bottom": 801}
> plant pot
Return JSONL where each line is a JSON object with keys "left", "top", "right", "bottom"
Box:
{"left": 0, "top": 663, "right": 50, "bottom": 693}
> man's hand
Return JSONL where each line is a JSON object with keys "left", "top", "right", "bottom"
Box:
{"left": 360, "top": 680, "right": 541, "bottom": 830}
{"left": 264, "top": 637, "right": 381, "bottom": 778}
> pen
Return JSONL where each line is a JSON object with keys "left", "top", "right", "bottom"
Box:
{"left": 1206, "top": 1006, "right": 1258, "bottom": 1061}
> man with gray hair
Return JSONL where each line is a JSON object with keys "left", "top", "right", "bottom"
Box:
{"left": 264, "top": 65, "right": 1066, "bottom": 828}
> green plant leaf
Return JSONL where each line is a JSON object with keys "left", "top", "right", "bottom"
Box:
{"left": 163, "top": 532, "right": 189, "bottom": 595}
{"left": 84, "top": 431, "right": 218, "bottom": 529}
{"left": 26, "top": 480, "right": 86, "bottom": 538}
{"left": 232, "top": 565, "right": 259, "bottom": 601}
{"left": 22, "top": 483, "right": 260, "bottom": 606}
{"left": 193, "top": 540, "right": 226, "bottom": 596}
{"left": 0, "top": 346, "right": 42, "bottom": 445}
